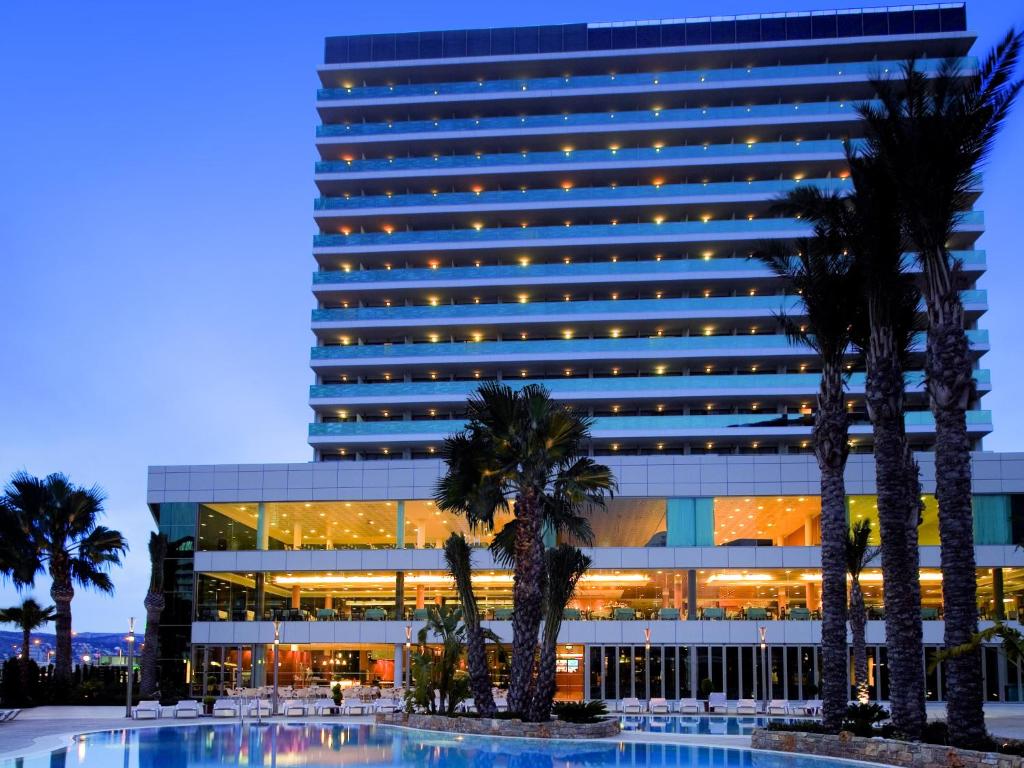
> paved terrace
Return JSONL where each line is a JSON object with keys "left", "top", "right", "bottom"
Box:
{"left": 1, "top": 704, "right": 1023, "bottom": 760}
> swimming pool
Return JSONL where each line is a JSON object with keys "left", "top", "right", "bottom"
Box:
{"left": 3, "top": 723, "right": 864, "bottom": 768}
{"left": 619, "top": 715, "right": 791, "bottom": 735}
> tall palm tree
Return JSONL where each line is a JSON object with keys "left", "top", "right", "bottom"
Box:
{"left": 139, "top": 532, "right": 168, "bottom": 699}
{"left": 0, "top": 472, "right": 128, "bottom": 685}
{"left": 847, "top": 520, "right": 879, "bottom": 704}
{"left": 860, "top": 34, "right": 1024, "bottom": 746}
{"left": 757, "top": 234, "right": 859, "bottom": 732}
{"left": 412, "top": 604, "right": 470, "bottom": 715}
{"left": 529, "top": 545, "right": 590, "bottom": 722}
{"left": 434, "top": 382, "right": 614, "bottom": 719}
{"left": 0, "top": 597, "right": 56, "bottom": 695}
{"left": 781, "top": 152, "right": 928, "bottom": 737}
{"left": 443, "top": 532, "right": 496, "bottom": 716}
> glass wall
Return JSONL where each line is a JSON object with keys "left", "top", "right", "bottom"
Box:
{"left": 155, "top": 502, "right": 196, "bottom": 699}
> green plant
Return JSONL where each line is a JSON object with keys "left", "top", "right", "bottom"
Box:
{"left": 842, "top": 703, "right": 890, "bottom": 737}
{"left": 553, "top": 700, "right": 608, "bottom": 724}
{"left": 331, "top": 683, "right": 342, "bottom": 706}
{"left": 699, "top": 678, "right": 713, "bottom": 700}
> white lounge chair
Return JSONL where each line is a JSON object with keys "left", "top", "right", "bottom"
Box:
{"left": 493, "top": 696, "right": 508, "bottom": 712}
{"left": 677, "top": 698, "right": 701, "bottom": 714}
{"left": 212, "top": 699, "right": 240, "bottom": 717}
{"left": 131, "top": 700, "right": 162, "bottom": 720}
{"left": 736, "top": 699, "right": 758, "bottom": 715}
{"left": 341, "top": 698, "right": 370, "bottom": 715}
{"left": 173, "top": 700, "right": 202, "bottom": 718}
{"left": 768, "top": 699, "right": 790, "bottom": 715}
{"left": 648, "top": 697, "right": 670, "bottom": 714}
{"left": 282, "top": 700, "right": 308, "bottom": 716}
{"left": 805, "top": 699, "right": 823, "bottom": 716}
{"left": 708, "top": 692, "right": 728, "bottom": 713}
{"left": 247, "top": 699, "right": 271, "bottom": 717}
{"left": 374, "top": 697, "right": 399, "bottom": 714}
{"left": 620, "top": 697, "right": 644, "bottom": 713}
{"left": 0, "top": 709, "right": 22, "bottom": 722}
{"left": 312, "top": 698, "right": 340, "bottom": 715}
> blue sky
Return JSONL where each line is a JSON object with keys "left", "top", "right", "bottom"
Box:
{"left": 0, "top": 0, "right": 1022, "bottom": 631}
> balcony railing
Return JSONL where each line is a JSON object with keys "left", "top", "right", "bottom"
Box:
{"left": 315, "top": 138, "right": 847, "bottom": 175}
{"left": 313, "top": 212, "right": 983, "bottom": 250}
{"left": 314, "top": 177, "right": 851, "bottom": 212}
{"left": 310, "top": 328, "right": 990, "bottom": 362}
{"left": 311, "top": 289, "right": 986, "bottom": 325}
{"left": 317, "top": 99, "right": 864, "bottom": 139}
{"left": 307, "top": 410, "right": 992, "bottom": 438}
{"left": 311, "top": 250, "right": 986, "bottom": 286}
{"left": 317, "top": 57, "right": 970, "bottom": 102}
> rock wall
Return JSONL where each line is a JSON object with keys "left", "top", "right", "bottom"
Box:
{"left": 375, "top": 712, "right": 620, "bottom": 739}
{"left": 751, "top": 728, "right": 1024, "bottom": 768}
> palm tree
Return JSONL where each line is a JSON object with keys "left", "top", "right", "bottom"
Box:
{"left": 529, "top": 545, "right": 591, "bottom": 722}
{"left": 443, "top": 532, "right": 496, "bottom": 716}
{"left": 757, "top": 234, "right": 859, "bottom": 732}
{"left": 782, "top": 152, "right": 928, "bottom": 737}
{"left": 860, "top": 34, "right": 1024, "bottom": 746}
{"left": 847, "top": 520, "right": 879, "bottom": 704}
{"left": 435, "top": 382, "right": 614, "bottom": 719}
{"left": 411, "top": 605, "right": 471, "bottom": 715}
{"left": 0, "top": 472, "right": 128, "bottom": 685}
{"left": 139, "top": 532, "right": 168, "bottom": 699}
{"left": 0, "top": 597, "right": 56, "bottom": 695}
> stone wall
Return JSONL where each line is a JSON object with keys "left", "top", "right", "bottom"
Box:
{"left": 376, "top": 712, "right": 620, "bottom": 739}
{"left": 751, "top": 728, "right": 1024, "bottom": 768}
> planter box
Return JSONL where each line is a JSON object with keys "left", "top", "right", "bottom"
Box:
{"left": 376, "top": 712, "right": 620, "bottom": 739}
{"left": 751, "top": 728, "right": 1024, "bottom": 768}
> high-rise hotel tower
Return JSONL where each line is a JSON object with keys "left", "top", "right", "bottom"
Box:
{"left": 148, "top": 4, "right": 1024, "bottom": 706}
{"left": 308, "top": 3, "right": 990, "bottom": 460}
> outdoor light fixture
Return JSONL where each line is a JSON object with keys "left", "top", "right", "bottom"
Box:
{"left": 124, "top": 617, "right": 135, "bottom": 718}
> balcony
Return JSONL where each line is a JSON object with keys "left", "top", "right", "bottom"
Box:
{"left": 317, "top": 57, "right": 969, "bottom": 106}
{"left": 308, "top": 370, "right": 993, "bottom": 406}
{"left": 309, "top": 328, "right": 990, "bottom": 369}
{"left": 311, "top": 250, "right": 987, "bottom": 293}
{"left": 307, "top": 410, "right": 993, "bottom": 444}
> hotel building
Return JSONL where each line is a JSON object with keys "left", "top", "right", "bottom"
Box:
{"left": 148, "top": 3, "right": 1024, "bottom": 704}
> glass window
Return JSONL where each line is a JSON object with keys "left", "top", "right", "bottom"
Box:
{"left": 589, "top": 646, "right": 603, "bottom": 699}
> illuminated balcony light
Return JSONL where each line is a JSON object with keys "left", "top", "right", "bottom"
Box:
{"left": 655, "top": 255, "right": 662, "bottom": 262}
{"left": 657, "top": 443, "right": 665, "bottom": 450}
{"left": 341, "top": 264, "right": 352, "bottom": 272}
{"left": 612, "top": 368, "right": 620, "bottom": 375}
{"left": 340, "top": 336, "right": 351, "bottom": 346}
{"left": 701, "top": 215, "right": 711, "bottom": 223}
{"left": 383, "top": 225, "right": 394, "bottom": 235}
{"left": 611, "top": 444, "right": 619, "bottom": 451}
{"left": 610, "top": 329, "right": 621, "bottom": 338}
{"left": 611, "top": 293, "right": 619, "bottom": 300}
{"left": 703, "top": 327, "right": 713, "bottom": 336}
{"left": 340, "top": 227, "right": 352, "bottom": 236}
{"left": 429, "top": 261, "right": 439, "bottom": 270}
{"left": 609, "top": 146, "right": 619, "bottom": 154}
{"left": 428, "top": 297, "right": 439, "bottom": 307}
{"left": 428, "top": 334, "right": 439, "bottom": 343}
{"left": 562, "top": 330, "right": 573, "bottom": 339}
{"left": 471, "top": 333, "right": 482, "bottom": 342}
{"left": 612, "top": 405, "right": 620, "bottom": 413}
{"left": 472, "top": 222, "right": 483, "bottom": 231}
{"left": 473, "top": 297, "right": 480, "bottom": 304}
{"left": 563, "top": 257, "right": 571, "bottom": 264}
{"left": 653, "top": 179, "right": 663, "bottom": 188}
{"left": 561, "top": 182, "right": 573, "bottom": 190}
{"left": 655, "top": 291, "right": 663, "bottom": 299}
{"left": 474, "top": 371, "right": 481, "bottom": 379}
{"left": 383, "top": 373, "right": 391, "bottom": 381}
{"left": 520, "top": 332, "right": 527, "bottom": 340}
{"left": 521, "top": 370, "right": 527, "bottom": 377}
{"left": 654, "top": 216, "right": 665, "bottom": 225}
{"left": 655, "top": 366, "right": 666, "bottom": 375}
{"left": 518, "top": 257, "right": 530, "bottom": 266}
{"left": 517, "top": 294, "right": 529, "bottom": 304}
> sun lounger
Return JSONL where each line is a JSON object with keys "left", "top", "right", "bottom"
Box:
{"left": 282, "top": 700, "right": 308, "bottom": 716}
{"left": 620, "top": 697, "right": 643, "bottom": 713}
{"left": 0, "top": 709, "right": 22, "bottom": 722}
{"left": 173, "top": 700, "right": 202, "bottom": 718}
{"left": 768, "top": 699, "right": 790, "bottom": 715}
{"left": 678, "top": 698, "right": 701, "bottom": 713}
{"left": 708, "top": 692, "right": 728, "bottom": 713}
{"left": 247, "top": 699, "right": 271, "bottom": 717}
{"left": 212, "top": 699, "right": 240, "bottom": 717}
{"left": 312, "top": 698, "right": 340, "bottom": 715}
{"left": 131, "top": 700, "right": 162, "bottom": 720}
{"left": 736, "top": 699, "right": 758, "bottom": 714}
{"left": 648, "top": 697, "right": 670, "bottom": 713}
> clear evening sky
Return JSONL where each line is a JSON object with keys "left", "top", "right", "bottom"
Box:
{"left": 1, "top": 1, "right": 1022, "bottom": 631}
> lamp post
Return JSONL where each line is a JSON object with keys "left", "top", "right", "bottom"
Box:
{"left": 404, "top": 624, "right": 412, "bottom": 688}
{"left": 272, "top": 619, "right": 280, "bottom": 716}
{"left": 758, "top": 625, "right": 769, "bottom": 713}
{"left": 125, "top": 617, "right": 135, "bottom": 718}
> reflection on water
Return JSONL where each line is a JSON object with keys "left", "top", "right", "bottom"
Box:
{"left": 619, "top": 716, "right": 778, "bottom": 735}
{"left": 4, "top": 723, "right": 865, "bottom": 768}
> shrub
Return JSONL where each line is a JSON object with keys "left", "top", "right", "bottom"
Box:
{"left": 842, "top": 702, "right": 890, "bottom": 737}
{"left": 553, "top": 700, "right": 608, "bottom": 724}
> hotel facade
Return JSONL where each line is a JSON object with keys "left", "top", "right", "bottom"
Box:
{"left": 147, "top": 3, "right": 1024, "bottom": 704}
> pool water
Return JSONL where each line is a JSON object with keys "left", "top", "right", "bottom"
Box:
{"left": 6, "top": 723, "right": 864, "bottom": 768}
{"left": 619, "top": 715, "right": 789, "bottom": 735}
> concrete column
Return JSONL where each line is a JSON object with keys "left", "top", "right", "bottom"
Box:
{"left": 293, "top": 522, "right": 302, "bottom": 549}
{"left": 805, "top": 582, "right": 819, "bottom": 611}
{"left": 325, "top": 522, "right": 333, "bottom": 550}
{"left": 673, "top": 574, "right": 684, "bottom": 611}
{"left": 325, "top": 594, "right": 333, "bottom": 610}
{"left": 395, "top": 572, "right": 405, "bottom": 620}
{"left": 804, "top": 514, "right": 815, "bottom": 546}
{"left": 394, "top": 644, "right": 404, "bottom": 689}
{"left": 662, "top": 574, "right": 671, "bottom": 608}
{"left": 416, "top": 526, "right": 426, "bottom": 549}
{"left": 687, "top": 570, "right": 698, "bottom": 620}
{"left": 396, "top": 501, "right": 405, "bottom": 548}
{"left": 994, "top": 567, "right": 1006, "bottom": 620}
{"left": 255, "top": 573, "right": 266, "bottom": 620}
{"left": 415, "top": 585, "right": 425, "bottom": 609}
{"left": 291, "top": 585, "right": 301, "bottom": 609}
{"left": 256, "top": 502, "right": 269, "bottom": 550}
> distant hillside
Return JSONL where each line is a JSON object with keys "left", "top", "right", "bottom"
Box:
{"left": 0, "top": 629, "right": 130, "bottom": 660}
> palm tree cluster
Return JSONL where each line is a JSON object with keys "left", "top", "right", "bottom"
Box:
{"left": 0, "top": 472, "right": 128, "bottom": 688}
{"left": 767, "top": 32, "right": 1022, "bottom": 747}
{"left": 0, "top": 598, "right": 56, "bottom": 701}
{"left": 434, "top": 382, "right": 614, "bottom": 722}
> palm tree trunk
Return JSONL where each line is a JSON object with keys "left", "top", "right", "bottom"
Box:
{"left": 465, "top": 626, "right": 497, "bottom": 716}
{"left": 507, "top": 491, "right": 545, "bottom": 717}
{"left": 50, "top": 580, "right": 74, "bottom": 687}
{"left": 850, "top": 580, "right": 869, "bottom": 703}
{"left": 139, "top": 592, "right": 164, "bottom": 699}
{"left": 865, "top": 347, "right": 926, "bottom": 739}
{"left": 20, "top": 625, "right": 33, "bottom": 701}
{"left": 814, "top": 366, "right": 850, "bottom": 734}
{"left": 925, "top": 284, "right": 984, "bottom": 747}
{"left": 529, "top": 641, "right": 558, "bottom": 722}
